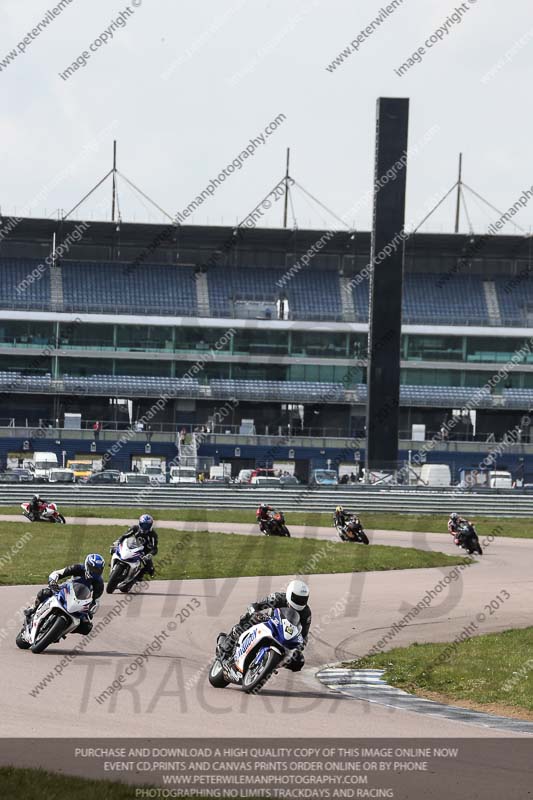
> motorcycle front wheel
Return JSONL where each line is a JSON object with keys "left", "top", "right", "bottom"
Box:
{"left": 106, "top": 563, "right": 128, "bottom": 594}
{"left": 208, "top": 659, "right": 231, "bottom": 688}
{"left": 31, "top": 615, "right": 69, "bottom": 654}
{"left": 242, "top": 649, "right": 283, "bottom": 694}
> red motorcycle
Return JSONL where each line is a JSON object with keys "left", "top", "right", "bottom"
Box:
{"left": 21, "top": 501, "right": 66, "bottom": 524}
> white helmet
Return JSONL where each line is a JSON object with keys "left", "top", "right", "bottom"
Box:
{"left": 286, "top": 579, "right": 310, "bottom": 611}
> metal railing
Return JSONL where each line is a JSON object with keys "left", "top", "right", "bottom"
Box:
{"left": 1, "top": 483, "right": 533, "bottom": 516}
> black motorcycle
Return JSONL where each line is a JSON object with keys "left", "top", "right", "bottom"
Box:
{"left": 456, "top": 522, "right": 483, "bottom": 555}
{"left": 334, "top": 515, "right": 369, "bottom": 545}
{"left": 260, "top": 511, "right": 291, "bottom": 537}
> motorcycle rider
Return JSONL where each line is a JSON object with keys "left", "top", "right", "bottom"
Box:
{"left": 256, "top": 502, "right": 275, "bottom": 534}
{"left": 334, "top": 505, "right": 357, "bottom": 528}
{"left": 28, "top": 493, "right": 48, "bottom": 520}
{"left": 113, "top": 513, "right": 158, "bottom": 578}
{"left": 334, "top": 506, "right": 360, "bottom": 539}
{"left": 24, "top": 553, "right": 105, "bottom": 634}
{"left": 448, "top": 512, "right": 472, "bottom": 546}
{"left": 218, "top": 579, "right": 311, "bottom": 672}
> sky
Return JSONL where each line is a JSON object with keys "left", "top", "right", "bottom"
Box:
{"left": 1, "top": 0, "right": 532, "bottom": 234}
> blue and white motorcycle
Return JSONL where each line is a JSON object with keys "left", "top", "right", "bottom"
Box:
{"left": 209, "top": 607, "right": 304, "bottom": 693}
{"left": 107, "top": 534, "right": 145, "bottom": 594}
{"left": 16, "top": 580, "right": 94, "bottom": 654}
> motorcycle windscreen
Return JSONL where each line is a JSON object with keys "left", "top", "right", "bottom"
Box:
{"left": 125, "top": 535, "right": 143, "bottom": 551}
{"left": 277, "top": 607, "right": 302, "bottom": 642}
{"left": 70, "top": 581, "right": 92, "bottom": 601}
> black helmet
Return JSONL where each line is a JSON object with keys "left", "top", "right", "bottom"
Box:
{"left": 33, "top": 494, "right": 40, "bottom": 502}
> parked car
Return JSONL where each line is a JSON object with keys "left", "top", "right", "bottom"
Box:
{"left": 48, "top": 468, "right": 75, "bottom": 483}
{"left": 10, "top": 468, "right": 34, "bottom": 482}
{"left": 0, "top": 472, "right": 22, "bottom": 482}
{"left": 121, "top": 473, "right": 152, "bottom": 486}
{"left": 252, "top": 476, "right": 282, "bottom": 486}
{"left": 83, "top": 470, "right": 121, "bottom": 484}
{"left": 279, "top": 474, "right": 300, "bottom": 485}
{"left": 250, "top": 468, "right": 276, "bottom": 482}
{"left": 235, "top": 469, "right": 253, "bottom": 484}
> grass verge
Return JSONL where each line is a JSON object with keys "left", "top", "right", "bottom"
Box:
{"left": 349, "top": 626, "right": 533, "bottom": 718}
{"left": 0, "top": 767, "right": 136, "bottom": 800}
{"left": 0, "top": 522, "right": 469, "bottom": 586}
{"left": 1, "top": 506, "right": 533, "bottom": 538}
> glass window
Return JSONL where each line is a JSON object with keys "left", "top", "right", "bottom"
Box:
{"left": 406, "top": 335, "right": 463, "bottom": 361}
{"left": 348, "top": 333, "right": 367, "bottom": 358}
{"left": 58, "top": 358, "right": 113, "bottom": 377}
{"left": 232, "top": 363, "right": 287, "bottom": 380}
{"left": 115, "top": 359, "right": 171, "bottom": 376}
{"left": 174, "top": 327, "right": 234, "bottom": 353}
{"left": 232, "top": 329, "right": 288, "bottom": 356}
{"left": 402, "top": 369, "right": 460, "bottom": 386}
{"left": 0, "top": 320, "right": 54, "bottom": 347}
{"left": 465, "top": 337, "right": 531, "bottom": 363}
{"left": 1, "top": 353, "right": 53, "bottom": 375}
{"left": 60, "top": 323, "right": 114, "bottom": 349}
{"left": 291, "top": 331, "right": 347, "bottom": 358}
{"left": 116, "top": 325, "right": 172, "bottom": 351}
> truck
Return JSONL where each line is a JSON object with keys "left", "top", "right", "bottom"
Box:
{"left": 29, "top": 452, "right": 59, "bottom": 482}
{"left": 67, "top": 460, "right": 94, "bottom": 482}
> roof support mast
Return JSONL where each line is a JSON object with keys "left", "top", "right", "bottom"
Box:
{"left": 111, "top": 140, "right": 117, "bottom": 223}
{"left": 283, "top": 147, "right": 290, "bottom": 228}
{"left": 454, "top": 152, "right": 462, "bottom": 233}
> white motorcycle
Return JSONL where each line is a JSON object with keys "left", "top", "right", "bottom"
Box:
{"left": 21, "top": 501, "right": 66, "bottom": 524}
{"left": 16, "top": 580, "right": 94, "bottom": 654}
{"left": 209, "top": 607, "right": 304, "bottom": 693}
{"left": 107, "top": 534, "right": 145, "bottom": 594}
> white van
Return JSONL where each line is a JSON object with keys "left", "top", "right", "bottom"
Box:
{"left": 29, "top": 452, "right": 59, "bottom": 481}
{"left": 488, "top": 470, "right": 512, "bottom": 489}
{"left": 142, "top": 465, "right": 166, "bottom": 484}
{"left": 169, "top": 466, "right": 197, "bottom": 484}
{"left": 236, "top": 469, "right": 253, "bottom": 484}
{"left": 420, "top": 463, "right": 451, "bottom": 487}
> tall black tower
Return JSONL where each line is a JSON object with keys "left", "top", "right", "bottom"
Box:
{"left": 365, "top": 97, "right": 409, "bottom": 474}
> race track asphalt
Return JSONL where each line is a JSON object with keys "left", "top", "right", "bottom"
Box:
{"left": 1, "top": 515, "right": 531, "bottom": 743}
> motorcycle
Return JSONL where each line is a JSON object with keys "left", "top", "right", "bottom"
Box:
{"left": 258, "top": 511, "right": 291, "bottom": 537}
{"left": 107, "top": 534, "right": 146, "bottom": 594}
{"left": 455, "top": 522, "right": 483, "bottom": 555}
{"left": 209, "top": 607, "right": 303, "bottom": 693}
{"left": 16, "top": 580, "right": 93, "bottom": 654}
{"left": 334, "top": 515, "right": 369, "bottom": 544}
{"left": 21, "top": 501, "right": 66, "bottom": 524}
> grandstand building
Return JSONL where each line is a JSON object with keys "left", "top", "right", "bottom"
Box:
{"left": 1, "top": 216, "right": 533, "bottom": 480}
